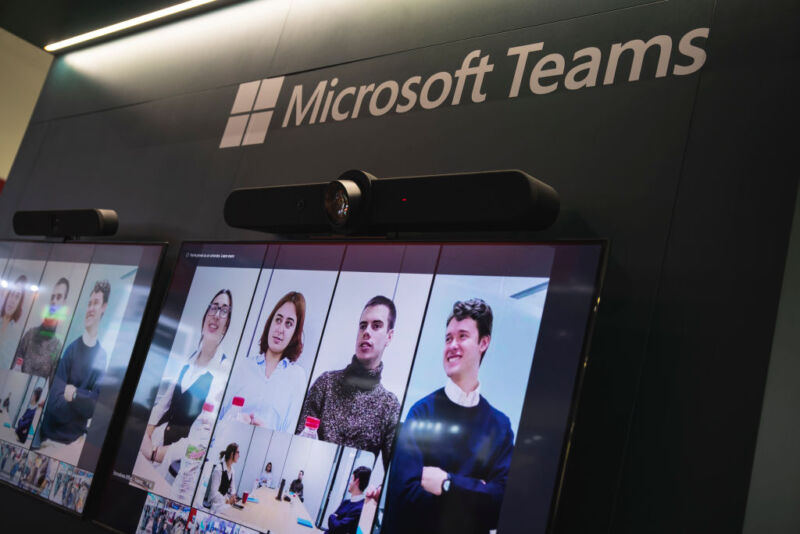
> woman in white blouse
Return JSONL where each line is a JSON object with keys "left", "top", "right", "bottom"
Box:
{"left": 257, "top": 461, "right": 276, "bottom": 489}
{"left": 139, "top": 289, "right": 232, "bottom": 466}
{"left": 223, "top": 291, "right": 307, "bottom": 433}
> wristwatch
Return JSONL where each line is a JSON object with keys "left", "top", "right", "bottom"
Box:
{"left": 441, "top": 474, "right": 451, "bottom": 494}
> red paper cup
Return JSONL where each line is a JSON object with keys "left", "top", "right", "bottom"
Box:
{"left": 242, "top": 492, "right": 248, "bottom": 504}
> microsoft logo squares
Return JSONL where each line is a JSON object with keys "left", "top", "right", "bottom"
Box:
{"left": 219, "top": 76, "right": 285, "bottom": 148}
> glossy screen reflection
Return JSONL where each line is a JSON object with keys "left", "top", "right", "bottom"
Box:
{"left": 104, "top": 241, "right": 604, "bottom": 534}
{"left": 0, "top": 240, "right": 164, "bottom": 515}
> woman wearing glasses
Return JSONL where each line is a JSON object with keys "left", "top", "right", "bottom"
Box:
{"left": 222, "top": 291, "right": 307, "bottom": 433}
{"left": 139, "top": 289, "right": 233, "bottom": 470}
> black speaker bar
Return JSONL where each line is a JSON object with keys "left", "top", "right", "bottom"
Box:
{"left": 13, "top": 209, "right": 119, "bottom": 238}
{"left": 225, "top": 169, "right": 559, "bottom": 235}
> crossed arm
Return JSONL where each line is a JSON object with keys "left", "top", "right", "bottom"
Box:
{"left": 390, "top": 408, "right": 514, "bottom": 527}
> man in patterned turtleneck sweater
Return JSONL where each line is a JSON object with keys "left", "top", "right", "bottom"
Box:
{"left": 297, "top": 296, "right": 400, "bottom": 463}
{"left": 13, "top": 277, "right": 70, "bottom": 380}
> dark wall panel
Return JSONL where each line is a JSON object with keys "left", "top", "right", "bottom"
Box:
{"left": 0, "top": 0, "right": 796, "bottom": 532}
{"left": 606, "top": 0, "right": 800, "bottom": 532}
{"left": 0, "top": 121, "right": 49, "bottom": 220}
{"left": 269, "top": 0, "right": 651, "bottom": 75}
{"left": 31, "top": 0, "right": 291, "bottom": 123}
{"left": 28, "top": 0, "right": 659, "bottom": 123}
{"left": 1, "top": 86, "right": 245, "bottom": 242}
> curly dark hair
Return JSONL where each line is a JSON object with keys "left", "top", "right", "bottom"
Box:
{"left": 91, "top": 279, "right": 111, "bottom": 304}
{"left": 259, "top": 291, "right": 305, "bottom": 362}
{"left": 447, "top": 298, "right": 493, "bottom": 360}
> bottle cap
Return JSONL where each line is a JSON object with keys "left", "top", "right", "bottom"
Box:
{"left": 304, "top": 416, "right": 320, "bottom": 429}
{"left": 232, "top": 396, "right": 245, "bottom": 407}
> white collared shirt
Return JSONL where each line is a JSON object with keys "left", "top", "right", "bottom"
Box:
{"left": 350, "top": 493, "right": 366, "bottom": 503}
{"left": 208, "top": 460, "right": 236, "bottom": 512}
{"left": 221, "top": 353, "right": 308, "bottom": 432}
{"left": 148, "top": 349, "right": 229, "bottom": 427}
{"left": 444, "top": 378, "right": 481, "bottom": 407}
{"left": 181, "top": 349, "right": 228, "bottom": 390}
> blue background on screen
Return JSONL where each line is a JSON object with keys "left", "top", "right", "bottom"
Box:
{"left": 400, "top": 274, "right": 549, "bottom": 440}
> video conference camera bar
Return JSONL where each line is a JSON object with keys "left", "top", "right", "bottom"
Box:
{"left": 13, "top": 209, "right": 119, "bottom": 239}
{"left": 225, "top": 169, "right": 560, "bottom": 235}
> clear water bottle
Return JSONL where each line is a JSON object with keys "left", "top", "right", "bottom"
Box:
{"left": 298, "top": 416, "right": 320, "bottom": 439}
{"left": 222, "top": 396, "right": 245, "bottom": 424}
{"left": 173, "top": 402, "right": 214, "bottom": 502}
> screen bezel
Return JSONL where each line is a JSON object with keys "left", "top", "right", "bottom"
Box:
{"left": 92, "top": 237, "right": 606, "bottom": 533}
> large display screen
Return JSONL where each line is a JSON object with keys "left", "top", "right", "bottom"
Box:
{"left": 0, "top": 240, "right": 164, "bottom": 515}
{"left": 100, "top": 241, "right": 604, "bottom": 534}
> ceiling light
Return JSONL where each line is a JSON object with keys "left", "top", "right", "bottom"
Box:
{"left": 44, "top": 0, "right": 217, "bottom": 53}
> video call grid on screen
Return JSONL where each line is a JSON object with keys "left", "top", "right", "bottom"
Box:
{"left": 102, "top": 240, "right": 605, "bottom": 534}
{"left": 0, "top": 240, "right": 165, "bottom": 516}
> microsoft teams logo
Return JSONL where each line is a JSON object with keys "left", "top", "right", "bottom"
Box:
{"left": 219, "top": 77, "right": 285, "bottom": 148}
{"left": 219, "top": 28, "right": 709, "bottom": 149}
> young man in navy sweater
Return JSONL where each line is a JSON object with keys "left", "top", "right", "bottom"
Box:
{"left": 325, "top": 465, "right": 372, "bottom": 534}
{"left": 35, "top": 280, "right": 110, "bottom": 446}
{"left": 382, "top": 298, "right": 514, "bottom": 534}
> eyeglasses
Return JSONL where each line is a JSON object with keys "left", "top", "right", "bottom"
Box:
{"left": 207, "top": 304, "right": 230, "bottom": 318}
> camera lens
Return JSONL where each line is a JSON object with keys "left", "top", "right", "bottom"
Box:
{"left": 326, "top": 184, "right": 349, "bottom": 223}
{"left": 324, "top": 180, "right": 362, "bottom": 228}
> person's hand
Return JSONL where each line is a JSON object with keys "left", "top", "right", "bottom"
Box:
{"left": 64, "top": 384, "right": 77, "bottom": 402}
{"left": 139, "top": 439, "right": 151, "bottom": 459}
{"left": 421, "top": 466, "right": 448, "bottom": 496}
{"left": 248, "top": 413, "right": 264, "bottom": 426}
{"left": 153, "top": 445, "right": 167, "bottom": 463}
{"left": 365, "top": 485, "right": 382, "bottom": 502}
